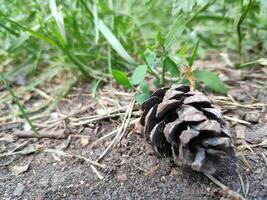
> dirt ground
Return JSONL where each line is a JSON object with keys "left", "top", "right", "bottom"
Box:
{"left": 0, "top": 62, "right": 267, "bottom": 200}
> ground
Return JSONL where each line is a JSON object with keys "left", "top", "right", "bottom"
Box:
{"left": 0, "top": 60, "right": 267, "bottom": 200}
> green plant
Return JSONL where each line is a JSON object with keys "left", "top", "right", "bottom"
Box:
{"left": 0, "top": 0, "right": 266, "bottom": 111}
{"left": 113, "top": 30, "right": 228, "bottom": 104}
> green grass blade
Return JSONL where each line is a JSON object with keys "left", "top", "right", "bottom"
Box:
{"left": 1, "top": 76, "right": 38, "bottom": 135}
{"left": 188, "top": 39, "right": 200, "bottom": 67}
{"left": 0, "top": 22, "right": 19, "bottom": 36}
{"left": 165, "top": 15, "right": 186, "bottom": 50}
{"left": 49, "top": 0, "right": 67, "bottom": 44}
{"left": 93, "top": 3, "right": 99, "bottom": 45}
{"left": 80, "top": 0, "right": 135, "bottom": 64}
{"left": 237, "top": 0, "right": 255, "bottom": 62}
{"left": 4, "top": 18, "right": 58, "bottom": 47}
{"left": 97, "top": 19, "right": 136, "bottom": 64}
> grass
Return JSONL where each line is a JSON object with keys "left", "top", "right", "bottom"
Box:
{"left": 0, "top": 0, "right": 267, "bottom": 119}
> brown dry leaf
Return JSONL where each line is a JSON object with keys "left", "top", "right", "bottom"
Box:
{"left": 10, "top": 163, "right": 30, "bottom": 175}
{"left": 145, "top": 164, "right": 159, "bottom": 176}
{"left": 80, "top": 138, "right": 89, "bottom": 147}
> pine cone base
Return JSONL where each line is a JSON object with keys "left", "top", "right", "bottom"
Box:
{"left": 141, "top": 85, "right": 233, "bottom": 174}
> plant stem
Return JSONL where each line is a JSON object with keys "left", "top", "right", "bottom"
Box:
{"left": 161, "top": 45, "right": 167, "bottom": 86}
{"left": 187, "top": 66, "right": 195, "bottom": 91}
{"left": 237, "top": 0, "right": 255, "bottom": 63}
{"left": 143, "top": 57, "right": 161, "bottom": 84}
{"left": 238, "top": 59, "right": 259, "bottom": 68}
{"left": 1, "top": 76, "right": 39, "bottom": 135}
{"left": 186, "top": 0, "right": 216, "bottom": 24}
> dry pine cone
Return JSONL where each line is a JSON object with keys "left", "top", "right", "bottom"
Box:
{"left": 140, "top": 85, "right": 233, "bottom": 174}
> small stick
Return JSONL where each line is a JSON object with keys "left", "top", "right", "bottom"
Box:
{"left": 70, "top": 111, "right": 139, "bottom": 126}
{"left": 91, "top": 128, "right": 119, "bottom": 147}
{"left": 224, "top": 116, "right": 251, "bottom": 125}
{"left": 261, "top": 153, "right": 267, "bottom": 168}
{"left": 14, "top": 129, "right": 66, "bottom": 139}
{"left": 43, "top": 148, "right": 106, "bottom": 169}
{"left": 97, "top": 97, "right": 135, "bottom": 161}
{"left": 204, "top": 173, "right": 244, "bottom": 200}
{"left": 43, "top": 149, "right": 105, "bottom": 180}
{"left": 11, "top": 141, "right": 29, "bottom": 153}
{"left": 90, "top": 165, "right": 104, "bottom": 180}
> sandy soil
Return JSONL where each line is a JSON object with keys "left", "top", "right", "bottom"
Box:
{"left": 0, "top": 65, "right": 266, "bottom": 200}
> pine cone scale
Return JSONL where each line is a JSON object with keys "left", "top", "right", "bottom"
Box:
{"left": 140, "top": 96, "right": 162, "bottom": 126}
{"left": 164, "top": 120, "right": 187, "bottom": 143}
{"left": 144, "top": 106, "right": 158, "bottom": 140}
{"left": 156, "top": 99, "right": 181, "bottom": 120}
{"left": 179, "top": 129, "right": 200, "bottom": 146}
{"left": 178, "top": 105, "right": 207, "bottom": 122}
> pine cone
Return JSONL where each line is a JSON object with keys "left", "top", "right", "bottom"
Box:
{"left": 140, "top": 85, "right": 232, "bottom": 174}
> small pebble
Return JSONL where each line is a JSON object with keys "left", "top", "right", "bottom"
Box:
{"left": 117, "top": 174, "right": 128, "bottom": 182}
{"left": 244, "top": 112, "right": 260, "bottom": 123}
{"left": 160, "top": 176, "right": 166, "bottom": 183}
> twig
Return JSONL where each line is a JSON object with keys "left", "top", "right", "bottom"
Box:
{"left": 91, "top": 128, "right": 120, "bottom": 147}
{"left": 11, "top": 141, "right": 29, "bottom": 153}
{"left": 71, "top": 106, "right": 128, "bottom": 121}
{"left": 71, "top": 110, "right": 139, "bottom": 126}
{"left": 43, "top": 148, "right": 105, "bottom": 168}
{"left": 213, "top": 96, "right": 267, "bottom": 109}
{"left": 90, "top": 165, "right": 104, "bottom": 180}
{"left": 97, "top": 97, "right": 135, "bottom": 161}
{"left": 0, "top": 147, "right": 37, "bottom": 158}
{"left": 204, "top": 173, "right": 244, "bottom": 200}
{"left": 40, "top": 103, "right": 95, "bottom": 125}
{"left": 43, "top": 148, "right": 105, "bottom": 180}
{"left": 261, "top": 153, "right": 267, "bottom": 168}
{"left": 237, "top": 173, "right": 249, "bottom": 198}
{"left": 35, "top": 88, "right": 54, "bottom": 101}
{"left": 14, "top": 129, "right": 66, "bottom": 139}
{"left": 224, "top": 116, "right": 251, "bottom": 125}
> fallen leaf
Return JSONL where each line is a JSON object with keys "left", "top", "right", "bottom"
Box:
{"left": 10, "top": 163, "right": 30, "bottom": 175}
{"left": 245, "top": 125, "right": 267, "bottom": 144}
